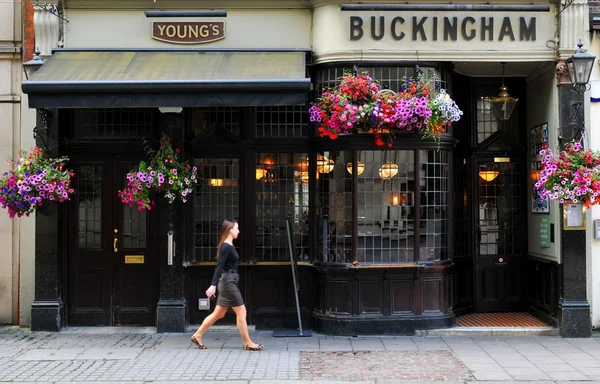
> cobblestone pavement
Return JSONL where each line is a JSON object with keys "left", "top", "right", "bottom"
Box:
{"left": 1, "top": 326, "right": 600, "bottom": 383}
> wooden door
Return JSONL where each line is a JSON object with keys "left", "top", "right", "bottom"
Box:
{"left": 67, "top": 155, "right": 157, "bottom": 325}
{"left": 474, "top": 158, "right": 527, "bottom": 312}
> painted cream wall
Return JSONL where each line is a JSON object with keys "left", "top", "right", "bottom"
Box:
{"left": 19, "top": 92, "right": 35, "bottom": 327}
{"left": 312, "top": 4, "right": 558, "bottom": 63}
{"left": 526, "top": 62, "right": 561, "bottom": 263}
{"left": 63, "top": 10, "right": 311, "bottom": 49}
{"left": 587, "top": 32, "right": 600, "bottom": 328}
{"left": 0, "top": 0, "right": 22, "bottom": 324}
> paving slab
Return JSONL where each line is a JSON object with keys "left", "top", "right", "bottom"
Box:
{"left": 15, "top": 348, "right": 85, "bottom": 361}
{"left": 75, "top": 347, "right": 143, "bottom": 360}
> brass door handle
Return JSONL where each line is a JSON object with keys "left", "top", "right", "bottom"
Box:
{"left": 114, "top": 238, "right": 118, "bottom": 253}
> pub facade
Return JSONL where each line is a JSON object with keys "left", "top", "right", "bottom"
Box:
{"left": 21, "top": 0, "right": 589, "bottom": 335}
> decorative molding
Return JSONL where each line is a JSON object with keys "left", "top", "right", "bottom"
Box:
{"left": 313, "top": 50, "right": 557, "bottom": 65}
{"left": 559, "top": 0, "right": 590, "bottom": 57}
{"left": 555, "top": 58, "right": 571, "bottom": 85}
{"left": 33, "top": 3, "right": 60, "bottom": 58}
{"left": 63, "top": 0, "right": 311, "bottom": 9}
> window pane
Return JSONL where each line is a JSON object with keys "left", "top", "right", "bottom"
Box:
{"left": 419, "top": 150, "right": 450, "bottom": 261}
{"left": 255, "top": 153, "right": 309, "bottom": 262}
{"left": 316, "top": 151, "right": 352, "bottom": 263}
{"left": 357, "top": 150, "right": 415, "bottom": 263}
{"left": 256, "top": 106, "right": 309, "bottom": 138}
{"left": 193, "top": 158, "right": 240, "bottom": 262}
{"left": 76, "top": 164, "right": 103, "bottom": 249}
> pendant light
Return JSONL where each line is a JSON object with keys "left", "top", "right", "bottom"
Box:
{"left": 317, "top": 154, "right": 334, "bottom": 174}
{"left": 347, "top": 161, "right": 365, "bottom": 175}
{"left": 489, "top": 62, "right": 518, "bottom": 121}
{"left": 379, "top": 163, "right": 398, "bottom": 179}
{"left": 346, "top": 153, "right": 365, "bottom": 175}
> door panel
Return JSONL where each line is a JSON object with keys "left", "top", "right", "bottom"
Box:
{"left": 68, "top": 154, "right": 157, "bottom": 326}
{"left": 112, "top": 156, "right": 156, "bottom": 325}
{"left": 68, "top": 157, "right": 112, "bottom": 325}
{"left": 475, "top": 159, "right": 527, "bottom": 312}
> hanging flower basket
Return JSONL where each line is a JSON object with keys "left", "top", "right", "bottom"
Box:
{"left": 536, "top": 141, "right": 600, "bottom": 208}
{"left": 308, "top": 71, "right": 463, "bottom": 146}
{"left": 0, "top": 147, "right": 75, "bottom": 218}
{"left": 118, "top": 134, "right": 198, "bottom": 211}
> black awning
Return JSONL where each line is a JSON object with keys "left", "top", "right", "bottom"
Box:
{"left": 22, "top": 50, "right": 310, "bottom": 108}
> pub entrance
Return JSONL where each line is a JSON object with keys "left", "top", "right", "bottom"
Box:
{"left": 453, "top": 75, "right": 529, "bottom": 315}
{"left": 67, "top": 153, "right": 158, "bottom": 326}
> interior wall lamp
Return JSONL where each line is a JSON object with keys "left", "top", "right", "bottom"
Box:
{"left": 489, "top": 62, "right": 518, "bottom": 121}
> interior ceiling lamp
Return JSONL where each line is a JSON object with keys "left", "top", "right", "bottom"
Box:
{"left": 317, "top": 154, "right": 335, "bottom": 174}
{"left": 346, "top": 161, "right": 365, "bottom": 175}
{"left": 531, "top": 170, "right": 541, "bottom": 182}
{"left": 489, "top": 62, "right": 518, "bottom": 121}
{"left": 379, "top": 163, "right": 399, "bottom": 179}
{"left": 297, "top": 158, "right": 309, "bottom": 173}
{"left": 256, "top": 168, "right": 268, "bottom": 180}
{"left": 566, "top": 40, "right": 597, "bottom": 93}
{"left": 478, "top": 165, "right": 500, "bottom": 182}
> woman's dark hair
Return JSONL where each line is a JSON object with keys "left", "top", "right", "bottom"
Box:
{"left": 216, "top": 219, "right": 237, "bottom": 260}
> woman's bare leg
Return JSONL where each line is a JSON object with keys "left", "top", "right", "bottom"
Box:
{"left": 192, "top": 305, "right": 227, "bottom": 345}
{"left": 232, "top": 305, "right": 260, "bottom": 347}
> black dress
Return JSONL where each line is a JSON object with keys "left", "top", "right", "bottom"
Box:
{"left": 211, "top": 243, "right": 244, "bottom": 307}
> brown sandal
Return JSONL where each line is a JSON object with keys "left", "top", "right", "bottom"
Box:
{"left": 190, "top": 336, "right": 207, "bottom": 349}
{"left": 243, "top": 344, "right": 263, "bottom": 351}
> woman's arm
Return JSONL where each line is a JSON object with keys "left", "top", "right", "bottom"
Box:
{"left": 210, "top": 245, "right": 229, "bottom": 287}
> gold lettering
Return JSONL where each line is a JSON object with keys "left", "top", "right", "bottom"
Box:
{"left": 199, "top": 25, "right": 209, "bottom": 37}
{"left": 157, "top": 24, "right": 166, "bottom": 36}
{"left": 189, "top": 25, "right": 199, "bottom": 38}
{"left": 165, "top": 25, "right": 176, "bottom": 38}
{"left": 177, "top": 25, "right": 187, "bottom": 39}
{"left": 212, "top": 24, "right": 220, "bottom": 35}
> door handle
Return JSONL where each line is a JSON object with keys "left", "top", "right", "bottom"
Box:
{"left": 113, "top": 229, "right": 118, "bottom": 253}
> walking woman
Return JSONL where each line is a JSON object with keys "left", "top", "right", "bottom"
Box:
{"left": 190, "top": 219, "right": 263, "bottom": 351}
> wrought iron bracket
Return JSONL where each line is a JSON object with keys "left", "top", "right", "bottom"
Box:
{"left": 33, "top": 108, "right": 51, "bottom": 150}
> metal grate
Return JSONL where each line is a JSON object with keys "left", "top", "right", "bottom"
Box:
{"left": 75, "top": 164, "right": 103, "bottom": 249}
{"left": 194, "top": 158, "right": 240, "bottom": 262}
{"left": 357, "top": 150, "right": 415, "bottom": 263}
{"left": 256, "top": 106, "right": 309, "bottom": 138}
{"left": 72, "top": 109, "right": 154, "bottom": 139}
{"left": 191, "top": 107, "right": 241, "bottom": 136}
{"left": 477, "top": 161, "right": 523, "bottom": 256}
{"left": 419, "top": 149, "right": 450, "bottom": 261}
{"left": 255, "top": 152, "right": 310, "bottom": 262}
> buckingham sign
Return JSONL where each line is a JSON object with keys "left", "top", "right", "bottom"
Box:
{"left": 152, "top": 21, "right": 225, "bottom": 44}
{"left": 349, "top": 16, "right": 537, "bottom": 41}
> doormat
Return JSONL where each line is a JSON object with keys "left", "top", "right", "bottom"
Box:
{"left": 456, "top": 312, "right": 548, "bottom": 327}
{"left": 300, "top": 350, "right": 473, "bottom": 381}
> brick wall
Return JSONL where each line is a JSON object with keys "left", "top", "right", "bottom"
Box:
{"left": 23, "top": 0, "right": 34, "bottom": 62}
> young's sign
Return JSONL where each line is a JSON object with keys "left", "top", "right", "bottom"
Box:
{"left": 152, "top": 21, "right": 225, "bottom": 44}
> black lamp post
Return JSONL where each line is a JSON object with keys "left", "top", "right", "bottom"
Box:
{"left": 557, "top": 40, "right": 595, "bottom": 338}
{"left": 23, "top": 48, "right": 45, "bottom": 80}
{"left": 566, "top": 40, "right": 596, "bottom": 93}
